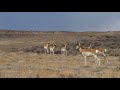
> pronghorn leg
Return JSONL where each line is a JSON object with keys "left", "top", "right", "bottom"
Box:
{"left": 44, "top": 49, "right": 46, "bottom": 54}
{"left": 61, "top": 51, "right": 63, "bottom": 54}
{"left": 102, "top": 52, "right": 106, "bottom": 59}
{"left": 93, "top": 54, "right": 97, "bottom": 64}
{"left": 95, "top": 55, "right": 98, "bottom": 64}
{"left": 66, "top": 51, "right": 67, "bottom": 56}
{"left": 84, "top": 56, "right": 87, "bottom": 66}
{"left": 106, "top": 59, "right": 108, "bottom": 64}
{"left": 101, "top": 52, "right": 108, "bottom": 64}
{"left": 97, "top": 58, "right": 100, "bottom": 66}
{"left": 47, "top": 49, "right": 49, "bottom": 54}
{"left": 62, "top": 52, "right": 65, "bottom": 56}
{"left": 95, "top": 59, "right": 98, "bottom": 64}
{"left": 97, "top": 57, "right": 100, "bottom": 66}
{"left": 63, "top": 52, "right": 65, "bottom": 56}
{"left": 103, "top": 53, "right": 108, "bottom": 63}
{"left": 93, "top": 54, "right": 100, "bottom": 66}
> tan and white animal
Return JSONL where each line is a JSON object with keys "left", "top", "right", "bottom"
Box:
{"left": 76, "top": 43, "right": 107, "bottom": 62}
{"left": 79, "top": 47, "right": 101, "bottom": 66}
{"left": 44, "top": 42, "right": 50, "bottom": 54}
{"left": 49, "top": 44, "right": 56, "bottom": 55}
{"left": 87, "top": 44, "right": 107, "bottom": 59}
{"left": 87, "top": 44, "right": 107, "bottom": 60}
{"left": 61, "top": 44, "right": 67, "bottom": 56}
{"left": 95, "top": 48, "right": 107, "bottom": 61}
{"left": 75, "top": 42, "right": 81, "bottom": 50}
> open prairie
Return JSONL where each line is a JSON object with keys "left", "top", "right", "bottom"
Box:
{"left": 0, "top": 30, "right": 120, "bottom": 78}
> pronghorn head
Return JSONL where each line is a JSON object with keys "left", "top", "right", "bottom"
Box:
{"left": 65, "top": 43, "right": 67, "bottom": 46}
{"left": 88, "top": 44, "right": 92, "bottom": 49}
{"left": 76, "top": 41, "right": 79, "bottom": 45}
{"left": 46, "top": 42, "right": 50, "bottom": 46}
{"left": 75, "top": 42, "right": 81, "bottom": 50}
{"left": 75, "top": 45, "right": 79, "bottom": 50}
{"left": 79, "top": 47, "right": 82, "bottom": 52}
{"left": 54, "top": 44, "right": 56, "bottom": 47}
{"left": 78, "top": 42, "right": 81, "bottom": 46}
{"left": 105, "top": 49, "right": 107, "bottom": 52}
{"left": 95, "top": 49, "right": 99, "bottom": 53}
{"left": 89, "top": 44, "right": 91, "bottom": 47}
{"left": 76, "top": 42, "right": 81, "bottom": 45}
{"left": 52, "top": 44, "right": 56, "bottom": 47}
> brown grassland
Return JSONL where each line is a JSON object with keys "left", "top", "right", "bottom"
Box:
{"left": 0, "top": 30, "right": 120, "bottom": 78}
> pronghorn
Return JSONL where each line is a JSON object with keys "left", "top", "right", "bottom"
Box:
{"left": 49, "top": 44, "right": 56, "bottom": 55}
{"left": 76, "top": 43, "right": 108, "bottom": 65}
{"left": 75, "top": 42, "right": 81, "bottom": 50}
{"left": 82, "top": 44, "right": 107, "bottom": 60}
{"left": 44, "top": 42, "right": 50, "bottom": 54}
{"left": 79, "top": 47, "right": 101, "bottom": 66}
{"left": 95, "top": 48, "right": 107, "bottom": 61}
{"left": 61, "top": 44, "right": 67, "bottom": 56}
{"left": 88, "top": 44, "right": 92, "bottom": 49}
{"left": 87, "top": 44, "right": 107, "bottom": 60}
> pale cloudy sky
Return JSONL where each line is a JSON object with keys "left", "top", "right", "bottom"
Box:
{"left": 0, "top": 12, "right": 120, "bottom": 31}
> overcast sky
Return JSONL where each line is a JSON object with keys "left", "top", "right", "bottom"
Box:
{"left": 0, "top": 12, "right": 120, "bottom": 32}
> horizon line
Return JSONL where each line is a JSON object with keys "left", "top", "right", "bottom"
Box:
{"left": 0, "top": 28, "right": 119, "bottom": 33}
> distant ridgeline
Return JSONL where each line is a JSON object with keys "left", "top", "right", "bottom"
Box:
{"left": 0, "top": 29, "right": 75, "bottom": 34}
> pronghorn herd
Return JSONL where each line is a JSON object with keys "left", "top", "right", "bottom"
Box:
{"left": 43, "top": 42, "right": 108, "bottom": 66}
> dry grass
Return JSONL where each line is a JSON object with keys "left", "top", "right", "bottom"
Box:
{"left": 0, "top": 30, "right": 120, "bottom": 78}
{"left": 0, "top": 52, "right": 119, "bottom": 78}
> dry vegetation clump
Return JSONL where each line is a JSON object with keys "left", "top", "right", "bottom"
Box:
{"left": 11, "top": 46, "right": 44, "bottom": 53}
{"left": 21, "top": 46, "right": 44, "bottom": 53}
{"left": 66, "top": 42, "right": 80, "bottom": 56}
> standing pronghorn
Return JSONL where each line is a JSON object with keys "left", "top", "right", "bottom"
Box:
{"left": 49, "top": 44, "right": 56, "bottom": 55}
{"left": 87, "top": 44, "right": 107, "bottom": 60}
{"left": 95, "top": 48, "right": 107, "bottom": 61}
{"left": 75, "top": 42, "right": 81, "bottom": 50}
{"left": 61, "top": 44, "right": 67, "bottom": 56}
{"left": 79, "top": 47, "right": 101, "bottom": 66}
{"left": 44, "top": 42, "right": 50, "bottom": 54}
